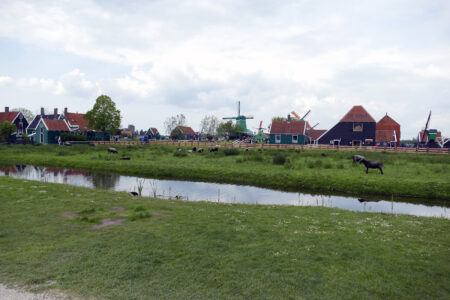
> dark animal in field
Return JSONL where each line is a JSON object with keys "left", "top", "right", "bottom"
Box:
{"left": 321, "top": 153, "right": 326, "bottom": 157}
{"left": 108, "top": 147, "right": 118, "bottom": 153}
{"left": 210, "top": 147, "right": 219, "bottom": 152}
{"left": 130, "top": 192, "right": 138, "bottom": 196}
{"left": 192, "top": 147, "right": 197, "bottom": 152}
{"left": 245, "top": 148, "right": 249, "bottom": 152}
{"left": 121, "top": 157, "right": 130, "bottom": 160}
{"left": 360, "top": 158, "right": 383, "bottom": 174}
{"left": 352, "top": 155, "right": 365, "bottom": 164}
{"left": 197, "top": 148, "right": 204, "bottom": 153}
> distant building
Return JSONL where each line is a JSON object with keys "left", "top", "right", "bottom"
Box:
{"left": 307, "top": 129, "right": 327, "bottom": 144}
{"left": 376, "top": 114, "right": 400, "bottom": 147}
{"left": 173, "top": 126, "right": 196, "bottom": 140}
{"left": 127, "top": 124, "right": 135, "bottom": 133}
{"left": 269, "top": 118, "right": 307, "bottom": 144}
{"left": 317, "top": 105, "right": 376, "bottom": 146}
{"left": 146, "top": 127, "right": 161, "bottom": 140}
{"left": 33, "top": 118, "right": 71, "bottom": 144}
{"left": 62, "top": 107, "right": 104, "bottom": 141}
{"left": 0, "top": 106, "right": 29, "bottom": 138}
{"left": 27, "top": 107, "right": 63, "bottom": 136}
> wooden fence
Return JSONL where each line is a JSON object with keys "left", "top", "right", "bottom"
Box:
{"left": 91, "top": 140, "right": 450, "bottom": 154}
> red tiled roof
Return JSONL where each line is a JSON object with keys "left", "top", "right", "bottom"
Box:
{"left": 42, "top": 119, "right": 70, "bottom": 131}
{"left": 270, "top": 120, "right": 306, "bottom": 135}
{"left": 308, "top": 129, "right": 327, "bottom": 141}
{"left": 376, "top": 130, "right": 396, "bottom": 142}
{"left": 377, "top": 114, "right": 400, "bottom": 127}
{"left": 151, "top": 128, "right": 160, "bottom": 135}
{"left": 178, "top": 126, "right": 195, "bottom": 135}
{"left": 340, "top": 105, "right": 375, "bottom": 122}
{"left": 0, "top": 112, "right": 19, "bottom": 123}
{"left": 66, "top": 113, "right": 90, "bottom": 131}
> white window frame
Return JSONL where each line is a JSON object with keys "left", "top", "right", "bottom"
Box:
{"left": 275, "top": 134, "right": 281, "bottom": 143}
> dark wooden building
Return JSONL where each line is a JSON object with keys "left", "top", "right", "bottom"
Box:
{"left": 0, "top": 107, "right": 29, "bottom": 138}
{"left": 317, "top": 105, "right": 376, "bottom": 146}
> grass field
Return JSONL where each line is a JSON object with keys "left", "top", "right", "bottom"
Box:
{"left": 0, "top": 176, "right": 448, "bottom": 299}
{"left": 0, "top": 144, "right": 448, "bottom": 199}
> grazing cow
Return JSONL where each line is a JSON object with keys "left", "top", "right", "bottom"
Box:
{"left": 108, "top": 147, "right": 118, "bottom": 153}
{"left": 210, "top": 147, "right": 219, "bottom": 152}
{"left": 352, "top": 155, "right": 365, "bottom": 164}
{"left": 244, "top": 148, "right": 249, "bottom": 152}
{"left": 192, "top": 147, "right": 197, "bottom": 152}
{"left": 130, "top": 192, "right": 138, "bottom": 196}
{"left": 360, "top": 158, "right": 383, "bottom": 174}
{"left": 188, "top": 150, "right": 193, "bottom": 153}
{"left": 321, "top": 153, "right": 326, "bottom": 157}
{"left": 197, "top": 148, "right": 204, "bottom": 153}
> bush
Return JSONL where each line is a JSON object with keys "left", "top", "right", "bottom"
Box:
{"left": 223, "top": 148, "right": 240, "bottom": 156}
{"left": 60, "top": 133, "right": 87, "bottom": 141}
{"left": 273, "top": 154, "right": 286, "bottom": 165}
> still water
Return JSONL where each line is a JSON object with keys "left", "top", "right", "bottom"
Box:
{"left": 1, "top": 165, "right": 448, "bottom": 218}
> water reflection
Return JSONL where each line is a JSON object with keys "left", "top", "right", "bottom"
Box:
{"left": 0, "top": 165, "right": 448, "bottom": 219}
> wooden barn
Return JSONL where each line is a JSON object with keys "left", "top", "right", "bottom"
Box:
{"left": 317, "top": 105, "right": 376, "bottom": 146}
{"left": 376, "top": 114, "right": 400, "bottom": 147}
{"left": 0, "top": 106, "right": 29, "bottom": 138}
{"left": 33, "top": 119, "right": 71, "bottom": 144}
{"left": 269, "top": 119, "right": 307, "bottom": 144}
{"left": 146, "top": 127, "right": 161, "bottom": 140}
{"left": 27, "top": 108, "right": 63, "bottom": 136}
{"left": 173, "top": 126, "right": 196, "bottom": 140}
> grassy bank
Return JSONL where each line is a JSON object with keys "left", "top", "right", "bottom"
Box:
{"left": 0, "top": 176, "right": 449, "bottom": 299}
{"left": 0, "top": 144, "right": 449, "bottom": 199}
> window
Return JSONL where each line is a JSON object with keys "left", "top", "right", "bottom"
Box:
{"left": 353, "top": 123, "right": 363, "bottom": 132}
{"left": 292, "top": 135, "right": 298, "bottom": 143}
{"left": 275, "top": 135, "right": 281, "bottom": 143}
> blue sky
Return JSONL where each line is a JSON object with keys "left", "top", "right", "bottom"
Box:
{"left": 0, "top": 0, "right": 449, "bottom": 138}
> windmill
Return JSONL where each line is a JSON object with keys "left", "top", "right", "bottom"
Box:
{"left": 291, "top": 110, "right": 310, "bottom": 121}
{"left": 253, "top": 121, "right": 268, "bottom": 143}
{"left": 223, "top": 101, "right": 254, "bottom": 135}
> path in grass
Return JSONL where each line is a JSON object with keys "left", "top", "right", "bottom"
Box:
{"left": 0, "top": 283, "right": 73, "bottom": 300}
{"left": 0, "top": 144, "right": 449, "bottom": 199}
{"left": 0, "top": 176, "right": 449, "bottom": 299}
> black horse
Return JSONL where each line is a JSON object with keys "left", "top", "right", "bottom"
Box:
{"left": 360, "top": 159, "right": 383, "bottom": 174}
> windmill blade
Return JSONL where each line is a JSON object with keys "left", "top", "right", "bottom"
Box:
{"left": 259, "top": 120, "right": 263, "bottom": 128}
{"left": 245, "top": 115, "right": 254, "bottom": 119}
{"left": 421, "top": 111, "right": 432, "bottom": 143}
{"left": 300, "top": 110, "right": 311, "bottom": 120}
{"left": 222, "top": 117, "right": 237, "bottom": 120}
{"left": 291, "top": 111, "right": 301, "bottom": 119}
{"left": 311, "top": 122, "right": 320, "bottom": 130}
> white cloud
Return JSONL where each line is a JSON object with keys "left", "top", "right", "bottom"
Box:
{"left": 0, "top": 76, "right": 13, "bottom": 86}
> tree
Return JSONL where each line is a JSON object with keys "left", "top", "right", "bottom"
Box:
{"left": 164, "top": 114, "right": 186, "bottom": 135}
{"left": 217, "top": 121, "right": 243, "bottom": 140}
{"left": 84, "top": 95, "right": 121, "bottom": 141}
{"left": 0, "top": 121, "right": 17, "bottom": 142}
{"left": 12, "top": 108, "right": 35, "bottom": 122}
{"left": 199, "top": 115, "right": 219, "bottom": 138}
{"left": 170, "top": 127, "right": 184, "bottom": 140}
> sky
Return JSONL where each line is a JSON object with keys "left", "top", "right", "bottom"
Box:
{"left": 0, "top": 0, "right": 449, "bottom": 139}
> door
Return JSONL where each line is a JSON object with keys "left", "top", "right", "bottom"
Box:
{"left": 352, "top": 140, "right": 362, "bottom": 146}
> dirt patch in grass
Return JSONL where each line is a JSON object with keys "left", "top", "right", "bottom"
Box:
{"left": 61, "top": 212, "right": 78, "bottom": 219}
{"left": 92, "top": 218, "right": 126, "bottom": 229}
{"left": 109, "top": 206, "right": 125, "bottom": 212}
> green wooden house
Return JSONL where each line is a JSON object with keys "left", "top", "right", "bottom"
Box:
{"left": 33, "top": 118, "right": 71, "bottom": 144}
{"left": 269, "top": 120, "right": 307, "bottom": 145}
{"left": 146, "top": 127, "right": 161, "bottom": 140}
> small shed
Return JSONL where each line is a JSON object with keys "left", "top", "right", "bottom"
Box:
{"left": 33, "top": 119, "right": 71, "bottom": 144}
{"left": 307, "top": 129, "right": 327, "bottom": 144}
{"left": 317, "top": 105, "right": 376, "bottom": 146}
{"left": 269, "top": 120, "right": 307, "bottom": 144}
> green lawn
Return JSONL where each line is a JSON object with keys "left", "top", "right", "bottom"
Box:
{"left": 0, "top": 144, "right": 449, "bottom": 199}
{"left": 0, "top": 176, "right": 449, "bottom": 299}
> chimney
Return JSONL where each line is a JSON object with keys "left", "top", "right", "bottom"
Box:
{"left": 287, "top": 114, "right": 291, "bottom": 123}
{"left": 4, "top": 107, "right": 9, "bottom": 113}
{"left": 41, "top": 107, "right": 45, "bottom": 116}
{"left": 64, "top": 107, "right": 68, "bottom": 117}
{"left": 54, "top": 108, "right": 58, "bottom": 117}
